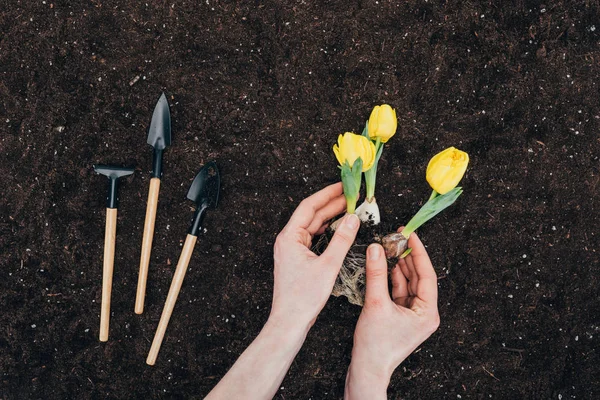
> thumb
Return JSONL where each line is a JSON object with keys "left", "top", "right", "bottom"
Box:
{"left": 322, "top": 213, "right": 360, "bottom": 268}
{"left": 364, "top": 244, "right": 390, "bottom": 304}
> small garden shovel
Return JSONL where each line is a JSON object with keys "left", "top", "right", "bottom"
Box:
{"left": 147, "top": 161, "right": 220, "bottom": 365}
{"left": 135, "top": 92, "right": 171, "bottom": 314}
{"left": 94, "top": 165, "right": 135, "bottom": 342}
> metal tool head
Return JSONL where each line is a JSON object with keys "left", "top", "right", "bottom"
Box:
{"left": 187, "top": 161, "right": 220, "bottom": 209}
{"left": 93, "top": 165, "right": 135, "bottom": 208}
{"left": 186, "top": 161, "right": 220, "bottom": 236}
{"left": 93, "top": 165, "right": 135, "bottom": 179}
{"left": 147, "top": 92, "right": 171, "bottom": 150}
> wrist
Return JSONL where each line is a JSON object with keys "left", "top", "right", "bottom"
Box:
{"left": 345, "top": 362, "right": 390, "bottom": 400}
{"left": 268, "top": 305, "right": 315, "bottom": 333}
{"left": 264, "top": 313, "right": 311, "bottom": 345}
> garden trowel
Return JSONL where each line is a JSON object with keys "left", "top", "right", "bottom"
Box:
{"left": 135, "top": 92, "right": 171, "bottom": 314}
{"left": 94, "top": 165, "right": 135, "bottom": 342}
{"left": 147, "top": 161, "right": 220, "bottom": 366}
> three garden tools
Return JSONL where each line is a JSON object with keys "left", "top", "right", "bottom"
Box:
{"left": 93, "top": 93, "right": 220, "bottom": 365}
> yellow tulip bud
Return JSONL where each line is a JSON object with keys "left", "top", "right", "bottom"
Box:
{"left": 426, "top": 147, "right": 469, "bottom": 195}
{"left": 333, "top": 132, "right": 376, "bottom": 172}
{"left": 367, "top": 104, "right": 397, "bottom": 143}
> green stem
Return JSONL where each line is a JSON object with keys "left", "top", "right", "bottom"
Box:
{"left": 365, "top": 170, "right": 376, "bottom": 201}
{"left": 365, "top": 138, "right": 383, "bottom": 200}
{"left": 428, "top": 190, "right": 438, "bottom": 201}
{"left": 347, "top": 199, "right": 357, "bottom": 214}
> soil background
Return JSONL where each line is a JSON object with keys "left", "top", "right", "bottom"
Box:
{"left": 1, "top": 1, "right": 599, "bottom": 399}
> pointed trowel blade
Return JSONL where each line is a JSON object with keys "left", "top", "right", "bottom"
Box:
{"left": 187, "top": 161, "right": 220, "bottom": 209}
{"left": 147, "top": 92, "right": 171, "bottom": 150}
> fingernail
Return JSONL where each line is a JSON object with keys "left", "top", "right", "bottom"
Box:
{"left": 368, "top": 244, "right": 380, "bottom": 260}
{"left": 346, "top": 213, "right": 359, "bottom": 229}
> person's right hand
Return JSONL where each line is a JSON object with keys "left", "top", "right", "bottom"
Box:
{"left": 345, "top": 230, "right": 440, "bottom": 399}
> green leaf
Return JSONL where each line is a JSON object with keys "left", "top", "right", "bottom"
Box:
{"left": 351, "top": 157, "right": 363, "bottom": 177}
{"left": 403, "top": 187, "right": 463, "bottom": 235}
{"left": 374, "top": 141, "right": 384, "bottom": 164}
{"left": 340, "top": 159, "right": 363, "bottom": 213}
{"left": 340, "top": 159, "right": 363, "bottom": 187}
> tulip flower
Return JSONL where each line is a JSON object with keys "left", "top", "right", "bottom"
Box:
{"left": 333, "top": 132, "right": 376, "bottom": 172}
{"left": 355, "top": 104, "right": 397, "bottom": 225}
{"left": 367, "top": 104, "right": 397, "bottom": 143}
{"left": 333, "top": 132, "right": 376, "bottom": 214}
{"left": 426, "top": 147, "right": 469, "bottom": 195}
{"left": 383, "top": 147, "right": 469, "bottom": 258}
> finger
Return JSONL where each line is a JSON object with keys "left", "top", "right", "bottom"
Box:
{"left": 306, "top": 194, "right": 346, "bottom": 234}
{"left": 320, "top": 213, "right": 360, "bottom": 268}
{"left": 391, "top": 264, "right": 408, "bottom": 301}
{"left": 364, "top": 244, "right": 390, "bottom": 305}
{"left": 407, "top": 232, "right": 438, "bottom": 304}
{"left": 287, "top": 182, "right": 343, "bottom": 229}
{"left": 398, "top": 257, "right": 412, "bottom": 290}
{"left": 403, "top": 254, "right": 418, "bottom": 296}
{"left": 315, "top": 223, "right": 328, "bottom": 236}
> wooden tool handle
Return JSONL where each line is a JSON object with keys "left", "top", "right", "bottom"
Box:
{"left": 147, "top": 234, "right": 197, "bottom": 365}
{"left": 100, "top": 208, "right": 118, "bottom": 342}
{"left": 135, "top": 177, "right": 161, "bottom": 314}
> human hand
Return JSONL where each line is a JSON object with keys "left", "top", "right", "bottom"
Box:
{"left": 345, "top": 230, "right": 440, "bottom": 399}
{"left": 269, "top": 182, "right": 360, "bottom": 333}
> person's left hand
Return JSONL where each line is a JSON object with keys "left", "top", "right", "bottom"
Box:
{"left": 269, "top": 182, "right": 360, "bottom": 331}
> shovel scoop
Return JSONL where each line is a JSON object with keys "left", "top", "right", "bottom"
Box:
{"left": 147, "top": 161, "right": 220, "bottom": 365}
{"left": 94, "top": 164, "right": 135, "bottom": 342}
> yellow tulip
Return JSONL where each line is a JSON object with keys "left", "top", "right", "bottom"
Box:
{"left": 333, "top": 132, "right": 376, "bottom": 172}
{"left": 368, "top": 104, "right": 397, "bottom": 143}
{"left": 426, "top": 147, "right": 469, "bottom": 195}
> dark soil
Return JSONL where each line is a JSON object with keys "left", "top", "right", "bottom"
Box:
{"left": 2, "top": 1, "right": 599, "bottom": 398}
